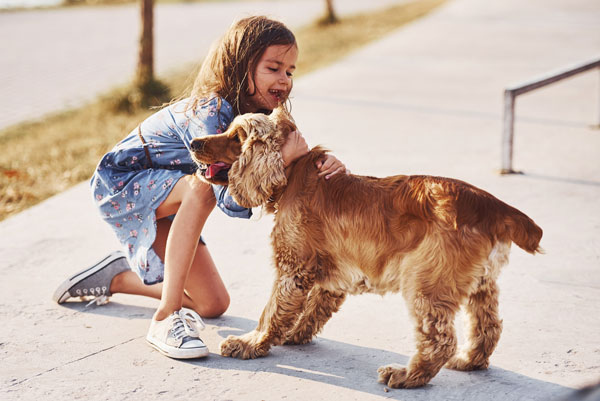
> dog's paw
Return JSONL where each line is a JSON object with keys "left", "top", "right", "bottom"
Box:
{"left": 283, "top": 338, "right": 313, "bottom": 346}
{"left": 283, "top": 333, "right": 313, "bottom": 345}
{"left": 219, "top": 331, "right": 270, "bottom": 359}
{"left": 445, "top": 354, "right": 489, "bottom": 371}
{"left": 377, "top": 364, "right": 407, "bottom": 389}
{"left": 377, "top": 364, "right": 430, "bottom": 389}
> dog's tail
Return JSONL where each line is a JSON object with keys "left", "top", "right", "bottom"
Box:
{"left": 504, "top": 205, "right": 543, "bottom": 254}
{"left": 453, "top": 179, "right": 543, "bottom": 254}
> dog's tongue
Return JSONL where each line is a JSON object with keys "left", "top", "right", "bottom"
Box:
{"left": 206, "top": 162, "right": 230, "bottom": 179}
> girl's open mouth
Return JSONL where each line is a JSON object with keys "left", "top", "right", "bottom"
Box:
{"left": 269, "top": 89, "right": 284, "bottom": 102}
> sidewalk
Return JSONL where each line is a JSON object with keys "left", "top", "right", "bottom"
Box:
{"left": 1, "top": 0, "right": 600, "bottom": 400}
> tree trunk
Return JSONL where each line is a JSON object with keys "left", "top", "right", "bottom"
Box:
{"left": 324, "top": 0, "right": 338, "bottom": 24}
{"left": 136, "top": 0, "right": 154, "bottom": 87}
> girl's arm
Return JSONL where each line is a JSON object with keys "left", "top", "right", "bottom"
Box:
{"left": 281, "top": 130, "right": 347, "bottom": 180}
{"left": 316, "top": 154, "right": 347, "bottom": 180}
{"left": 281, "top": 130, "right": 309, "bottom": 167}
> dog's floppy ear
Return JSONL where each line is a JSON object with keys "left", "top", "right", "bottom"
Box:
{"left": 228, "top": 128, "right": 287, "bottom": 208}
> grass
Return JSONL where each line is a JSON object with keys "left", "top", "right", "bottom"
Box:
{"left": 0, "top": 0, "right": 446, "bottom": 221}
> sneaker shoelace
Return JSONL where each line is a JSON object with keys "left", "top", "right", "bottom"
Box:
{"left": 80, "top": 286, "right": 110, "bottom": 308}
{"left": 85, "top": 294, "right": 110, "bottom": 307}
{"left": 171, "top": 309, "right": 206, "bottom": 341}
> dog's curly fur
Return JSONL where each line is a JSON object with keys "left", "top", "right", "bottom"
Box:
{"left": 190, "top": 107, "right": 543, "bottom": 389}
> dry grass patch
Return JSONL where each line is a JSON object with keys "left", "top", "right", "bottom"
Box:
{"left": 0, "top": 0, "right": 445, "bottom": 220}
{"left": 0, "top": 69, "right": 193, "bottom": 218}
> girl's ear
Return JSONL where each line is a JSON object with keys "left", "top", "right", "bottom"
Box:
{"left": 246, "top": 62, "right": 257, "bottom": 97}
{"left": 227, "top": 136, "right": 287, "bottom": 208}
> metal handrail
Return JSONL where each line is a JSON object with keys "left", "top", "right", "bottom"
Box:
{"left": 500, "top": 56, "right": 600, "bottom": 174}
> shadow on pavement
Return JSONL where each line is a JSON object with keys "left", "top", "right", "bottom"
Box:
{"left": 60, "top": 300, "right": 156, "bottom": 320}
{"left": 196, "top": 315, "right": 573, "bottom": 401}
{"left": 55, "top": 305, "right": 577, "bottom": 399}
{"left": 521, "top": 173, "right": 600, "bottom": 187}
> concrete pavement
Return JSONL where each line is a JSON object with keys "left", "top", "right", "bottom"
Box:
{"left": 0, "top": 0, "right": 402, "bottom": 130}
{"left": 1, "top": 0, "right": 600, "bottom": 399}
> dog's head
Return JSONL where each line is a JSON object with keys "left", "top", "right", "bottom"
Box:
{"left": 190, "top": 105, "right": 296, "bottom": 207}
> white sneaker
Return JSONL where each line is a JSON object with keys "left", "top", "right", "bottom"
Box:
{"left": 146, "top": 308, "right": 209, "bottom": 359}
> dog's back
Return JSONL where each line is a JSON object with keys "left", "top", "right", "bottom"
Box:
{"left": 275, "top": 148, "right": 542, "bottom": 296}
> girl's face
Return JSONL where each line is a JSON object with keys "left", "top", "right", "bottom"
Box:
{"left": 246, "top": 44, "right": 298, "bottom": 113}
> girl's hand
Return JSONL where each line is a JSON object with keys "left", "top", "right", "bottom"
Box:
{"left": 281, "top": 130, "right": 309, "bottom": 167}
{"left": 316, "top": 154, "right": 348, "bottom": 180}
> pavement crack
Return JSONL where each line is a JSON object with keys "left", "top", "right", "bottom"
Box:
{"left": 5, "top": 336, "right": 143, "bottom": 389}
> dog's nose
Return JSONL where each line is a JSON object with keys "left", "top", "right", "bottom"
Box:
{"left": 190, "top": 139, "right": 205, "bottom": 152}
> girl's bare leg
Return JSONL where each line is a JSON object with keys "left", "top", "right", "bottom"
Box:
{"left": 180, "top": 243, "right": 230, "bottom": 318}
{"left": 109, "top": 242, "right": 229, "bottom": 318}
{"left": 109, "top": 175, "right": 229, "bottom": 319}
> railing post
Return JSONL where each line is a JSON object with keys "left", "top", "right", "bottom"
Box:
{"left": 597, "top": 69, "right": 600, "bottom": 128}
{"left": 499, "top": 56, "right": 600, "bottom": 175}
{"left": 501, "top": 89, "right": 515, "bottom": 174}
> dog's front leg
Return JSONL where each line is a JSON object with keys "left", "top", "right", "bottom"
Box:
{"left": 284, "top": 286, "right": 346, "bottom": 345}
{"left": 220, "top": 271, "right": 312, "bottom": 359}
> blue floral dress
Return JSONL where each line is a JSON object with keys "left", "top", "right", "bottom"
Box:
{"left": 91, "top": 97, "right": 250, "bottom": 285}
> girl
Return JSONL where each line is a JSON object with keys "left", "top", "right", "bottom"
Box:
{"left": 53, "top": 16, "right": 346, "bottom": 359}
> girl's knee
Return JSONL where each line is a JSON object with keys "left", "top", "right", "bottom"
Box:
{"left": 198, "top": 292, "right": 230, "bottom": 318}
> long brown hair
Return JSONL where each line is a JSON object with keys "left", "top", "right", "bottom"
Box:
{"left": 190, "top": 16, "right": 296, "bottom": 115}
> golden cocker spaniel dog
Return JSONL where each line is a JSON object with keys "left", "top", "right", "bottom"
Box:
{"left": 190, "top": 107, "right": 543, "bottom": 389}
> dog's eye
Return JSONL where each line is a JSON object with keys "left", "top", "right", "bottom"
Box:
{"left": 232, "top": 135, "right": 240, "bottom": 143}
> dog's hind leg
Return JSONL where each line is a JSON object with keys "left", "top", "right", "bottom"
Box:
{"left": 284, "top": 286, "right": 346, "bottom": 345}
{"left": 220, "top": 268, "right": 314, "bottom": 359}
{"left": 378, "top": 294, "right": 458, "bottom": 388}
{"left": 446, "top": 277, "right": 502, "bottom": 371}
